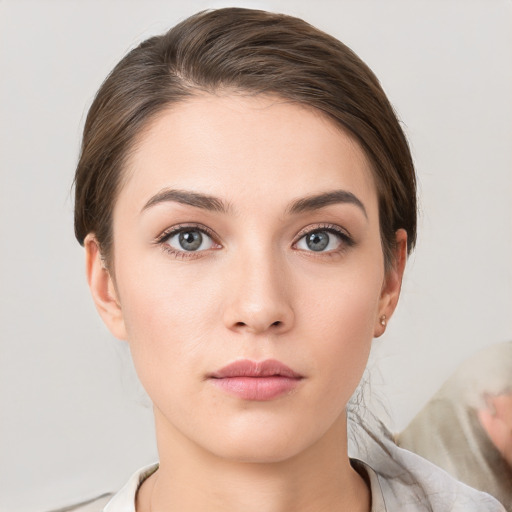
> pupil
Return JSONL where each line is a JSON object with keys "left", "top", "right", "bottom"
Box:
{"left": 306, "top": 231, "right": 329, "bottom": 251}
{"left": 179, "top": 231, "right": 202, "bottom": 251}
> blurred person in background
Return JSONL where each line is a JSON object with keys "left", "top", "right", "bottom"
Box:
{"left": 397, "top": 341, "right": 512, "bottom": 510}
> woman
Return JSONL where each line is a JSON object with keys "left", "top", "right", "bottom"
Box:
{"left": 71, "top": 8, "right": 505, "bottom": 511}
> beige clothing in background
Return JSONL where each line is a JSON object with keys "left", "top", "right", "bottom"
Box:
{"left": 397, "top": 341, "right": 512, "bottom": 511}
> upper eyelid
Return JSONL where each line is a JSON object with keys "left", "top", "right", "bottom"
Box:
{"left": 294, "top": 223, "right": 352, "bottom": 242}
{"left": 155, "top": 223, "right": 219, "bottom": 244}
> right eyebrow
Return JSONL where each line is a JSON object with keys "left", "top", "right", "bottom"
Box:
{"left": 141, "top": 188, "right": 231, "bottom": 214}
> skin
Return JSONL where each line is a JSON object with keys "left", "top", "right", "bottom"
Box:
{"left": 479, "top": 392, "right": 512, "bottom": 467}
{"left": 85, "top": 94, "right": 407, "bottom": 512}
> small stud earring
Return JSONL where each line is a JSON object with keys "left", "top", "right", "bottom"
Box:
{"left": 380, "top": 315, "right": 387, "bottom": 327}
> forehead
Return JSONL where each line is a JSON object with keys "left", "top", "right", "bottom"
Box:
{"left": 119, "top": 93, "right": 378, "bottom": 215}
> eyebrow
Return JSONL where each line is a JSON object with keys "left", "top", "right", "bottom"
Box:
{"left": 141, "top": 188, "right": 367, "bottom": 218}
{"left": 287, "top": 190, "right": 367, "bottom": 218}
{"left": 142, "top": 189, "right": 231, "bottom": 214}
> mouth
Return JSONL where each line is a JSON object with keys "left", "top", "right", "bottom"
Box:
{"left": 208, "top": 359, "right": 304, "bottom": 401}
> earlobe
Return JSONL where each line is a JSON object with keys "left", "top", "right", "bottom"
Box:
{"left": 374, "top": 229, "right": 408, "bottom": 338}
{"left": 84, "top": 234, "right": 127, "bottom": 340}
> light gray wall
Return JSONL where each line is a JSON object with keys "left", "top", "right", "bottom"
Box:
{"left": 1, "top": 1, "right": 511, "bottom": 510}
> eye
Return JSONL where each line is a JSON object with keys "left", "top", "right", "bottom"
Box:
{"left": 295, "top": 227, "right": 351, "bottom": 253}
{"left": 161, "top": 227, "right": 217, "bottom": 253}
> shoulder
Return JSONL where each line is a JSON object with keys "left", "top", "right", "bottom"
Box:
{"left": 45, "top": 493, "right": 113, "bottom": 512}
{"left": 349, "top": 418, "right": 506, "bottom": 512}
{"left": 370, "top": 447, "right": 505, "bottom": 511}
{"left": 45, "top": 464, "right": 158, "bottom": 512}
{"left": 104, "top": 463, "right": 158, "bottom": 511}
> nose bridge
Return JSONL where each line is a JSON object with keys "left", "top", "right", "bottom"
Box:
{"left": 223, "top": 239, "right": 294, "bottom": 334}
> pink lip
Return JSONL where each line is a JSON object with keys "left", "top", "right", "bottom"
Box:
{"left": 208, "top": 359, "right": 303, "bottom": 401}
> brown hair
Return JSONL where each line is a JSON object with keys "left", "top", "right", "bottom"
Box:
{"left": 74, "top": 7, "right": 416, "bottom": 267}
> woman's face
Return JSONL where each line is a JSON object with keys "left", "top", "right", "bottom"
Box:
{"left": 87, "top": 94, "right": 405, "bottom": 463}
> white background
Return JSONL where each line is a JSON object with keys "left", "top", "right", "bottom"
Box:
{"left": 1, "top": 0, "right": 511, "bottom": 510}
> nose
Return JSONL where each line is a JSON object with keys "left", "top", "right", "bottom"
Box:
{"left": 222, "top": 249, "right": 295, "bottom": 335}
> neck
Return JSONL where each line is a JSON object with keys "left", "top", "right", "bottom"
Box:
{"left": 137, "top": 409, "right": 370, "bottom": 512}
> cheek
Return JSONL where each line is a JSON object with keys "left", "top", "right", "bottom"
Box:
{"left": 315, "top": 287, "right": 379, "bottom": 369}
{"left": 292, "top": 259, "right": 384, "bottom": 400}
{"left": 113, "top": 254, "right": 224, "bottom": 394}
{"left": 299, "top": 257, "right": 384, "bottom": 341}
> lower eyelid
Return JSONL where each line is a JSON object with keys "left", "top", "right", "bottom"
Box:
{"left": 160, "top": 245, "right": 205, "bottom": 260}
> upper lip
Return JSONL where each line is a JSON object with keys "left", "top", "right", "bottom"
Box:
{"left": 209, "top": 359, "right": 303, "bottom": 379}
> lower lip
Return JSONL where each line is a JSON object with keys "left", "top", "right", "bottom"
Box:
{"left": 210, "top": 376, "right": 301, "bottom": 401}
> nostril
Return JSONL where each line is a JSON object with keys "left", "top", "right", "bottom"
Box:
{"left": 230, "top": 320, "right": 284, "bottom": 332}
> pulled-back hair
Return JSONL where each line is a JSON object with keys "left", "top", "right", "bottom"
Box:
{"left": 74, "top": 7, "right": 416, "bottom": 267}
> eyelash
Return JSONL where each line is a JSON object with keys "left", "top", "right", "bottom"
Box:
{"left": 154, "top": 223, "right": 354, "bottom": 260}
{"left": 154, "top": 223, "right": 220, "bottom": 260}
{"left": 293, "top": 224, "right": 355, "bottom": 256}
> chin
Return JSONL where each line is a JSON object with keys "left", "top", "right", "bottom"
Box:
{"left": 211, "top": 436, "right": 306, "bottom": 464}
{"left": 198, "top": 414, "right": 326, "bottom": 464}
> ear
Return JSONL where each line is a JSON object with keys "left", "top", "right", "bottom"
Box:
{"left": 84, "top": 234, "right": 127, "bottom": 341}
{"left": 374, "top": 229, "right": 408, "bottom": 337}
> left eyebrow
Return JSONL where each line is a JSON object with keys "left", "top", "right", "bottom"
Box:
{"left": 286, "top": 190, "right": 368, "bottom": 218}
